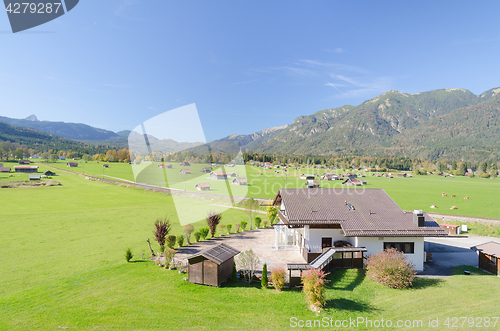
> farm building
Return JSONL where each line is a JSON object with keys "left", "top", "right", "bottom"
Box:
{"left": 342, "top": 178, "right": 364, "bottom": 186}
{"left": 300, "top": 174, "right": 316, "bottom": 180}
{"left": 18, "top": 160, "right": 30, "bottom": 165}
{"left": 187, "top": 243, "right": 240, "bottom": 287}
{"left": 471, "top": 241, "right": 500, "bottom": 276}
{"left": 14, "top": 166, "right": 38, "bottom": 173}
{"left": 180, "top": 169, "right": 191, "bottom": 175}
{"left": 272, "top": 188, "right": 447, "bottom": 271}
{"left": 66, "top": 162, "right": 78, "bottom": 167}
{"left": 200, "top": 167, "right": 212, "bottom": 173}
{"left": 158, "top": 164, "right": 172, "bottom": 168}
{"left": 103, "top": 164, "right": 109, "bottom": 168}
{"left": 29, "top": 175, "right": 41, "bottom": 181}
{"left": 59, "top": 156, "right": 66, "bottom": 160}
{"left": 305, "top": 180, "right": 320, "bottom": 188}
{"left": 195, "top": 183, "right": 211, "bottom": 191}
{"left": 231, "top": 177, "right": 248, "bottom": 185}
{"left": 180, "top": 161, "right": 191, "bottom": 166}
{"left": 210, "top": 171, "right": 228, "bottom": 180}
{"left": 439, "top": 224, "right": 460, "bottom": 235}
{"left": 228, "top": 172, "right": 237, "bottom": 177}
{"left": 44, "top": 170, "right": 56, "bottom": 176}
{"left": 0, "top": 167, "right": 11, "bottom": 173}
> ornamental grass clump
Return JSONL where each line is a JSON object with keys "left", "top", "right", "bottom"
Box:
{"left": 366, "top": 248, "right": 416, "bottom": 289}
{"left": 165, "top": 235, "right": 176, "bottom": 249}
{"left": 163, "top": 248, "right": 176, "bottom": 269}
{"left": 199, "top": 227, "right": 210, "bottom": 240}
{"left": 271, "top": 268, "right": 285, "bottom": 292}
{"left": 301, "top": 269, "right": 329, "bottom": 312}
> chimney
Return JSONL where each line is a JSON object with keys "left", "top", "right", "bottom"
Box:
{"left": 413, "top": 210, "right": 425, "bottom": 227}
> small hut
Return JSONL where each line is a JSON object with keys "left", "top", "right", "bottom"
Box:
{"left": 188, "top": 243, "right": 240, "bottom": 287}
{"left": 471, "top": 241, "right": 500, "bottom": 276}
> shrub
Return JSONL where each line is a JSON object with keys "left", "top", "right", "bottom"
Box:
{"left": 163, "top": 248, "right": 176, "bottom": 269}
{"left": 153, "top": 216, "right": 171, "bottom": 251}
{"left": 468, "top": 173, "right": 475, "bottom": 178}
{"left": 241, "top": 221, "right": 248, "bottom": 231}
{"left": 226, "top": 224, "right": 232, "bottom": 234}
{"left": 166, "top": 235, "right": 176, "bottom": 249}
{"left": 177, "top": 235, "right": 185, "bottom": 247}
{"left": 255, "top": 217, "right": 262, "bottom": 228}
{"left": 267, "top": 205, "right": 278, "bottom": 224}
{"left": 301, "top": 269, "right": 329, "bottom": 311}
{"left": 235, "top": 224, "right": 241, "bottom": 233}
{"left": 193, "top": 231, "right": 201, "bottom": 242}
{"left": 366, "top": 248, "right": 416, "bottom": 289}
{"left": 218, "top": 223, "right": 226, "bottom": 236}
{"left": 199, "top": 227, "right": 210, "bottom": 240}
{"left": 183, "top": 224, "right": 195, "bottom": 244}
{"left": 271, "top": 268, "right": 285, "bottom": 292}
{"left": 232, "top": 261, "right": 238, "bottom": 281}
{"left": 261, "top": 263, "right": 268, "bottom": 288}
{"left": 154, "top": 253, "right": 162, "bottom": 266}
{"left": 263, "top": 220, "right": 268, "bottom": 228}
{"left": 125, "top": 248, "right": 133, "bottom": 262}
{"left": 480, "top": 172, "right": 490, "bottom": 178}
{"left": 206, "top": 212, "right": 222, "bottom": 238}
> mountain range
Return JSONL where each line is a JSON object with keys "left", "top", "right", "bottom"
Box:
{"left": 2, "top": 86, "right": 500, "bottom": 160}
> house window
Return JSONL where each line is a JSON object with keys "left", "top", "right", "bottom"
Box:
{"left": 491, "top": 256, "right": 497, "bottom": 266}
{"left": 322, "top": 237, "right": 332, "bottom": 249}
{"left": 384, "top": 242, "right": 415, "bottom": 254}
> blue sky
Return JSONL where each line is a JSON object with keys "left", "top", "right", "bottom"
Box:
{"left": 1, "top": 1, "right": 500, "bottom": 142}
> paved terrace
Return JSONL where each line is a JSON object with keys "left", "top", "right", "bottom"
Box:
{"left": 174, "top": 228, "right": 305, "bottom": 271}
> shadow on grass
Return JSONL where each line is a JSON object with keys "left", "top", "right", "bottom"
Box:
{"left": 129, "top": 260, "right": 149, "bottom": 263}
{"left": 223, "top": 280, "right": 265, "bottom": 289}
{"left": 410, "top": 277, "right": 445, "bottom": 290}
{"left": 325, "top": 298, "right": 377, "bottom": 312}
{"left": 329, "top": 269, "right": 366, "bottom": 291}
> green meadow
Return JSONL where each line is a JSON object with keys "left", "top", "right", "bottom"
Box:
{"left": 46, "top": 161, "right": 500, "bottom": 219}
{"left": 1, "top": 165, "right": 500, "bottom": 330}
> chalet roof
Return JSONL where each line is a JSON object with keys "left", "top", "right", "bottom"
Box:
{"left": 188, "top": 243, "right": 240, "bottom": 265}
{"left": 0, "top": 167, "right": 11, "bottom": 172}
{"left": 212, "top": 171, "right": 227, "bottom": 176}
{"left": 471, "top": 241, "right": 500, "bottom": 257}
{"left": 233, "top": 177, "right": 247, "bottom": 184}
{"left": 14, "top": 166, "right": 38, "bottom": 169}
{"left": 195, "top": 182, "right": 211, "bottom": 189}
{"left": 274, "top": 188, "right": 447, "bottom": 237}
{"left": 180, "top": 168, "right": 191, "bottom": 173}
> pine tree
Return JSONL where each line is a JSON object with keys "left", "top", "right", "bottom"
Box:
{"left": 261, "top": 263, "right": 268, "bottom": 288}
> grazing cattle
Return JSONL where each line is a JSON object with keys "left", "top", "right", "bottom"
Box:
{"left": 464, "top": 196, "right": 469, "bottom": 199}
{"left": 430, "top": 205, "right": 437, "bottom": 209}
{"left": 442, "top": 192, "right": 447, "bottom": 197}
{"left": 450, "top": 206, "right": 457, "bottom": 210}
{"left": 451, "top": 195, "right": 456, "bottom": 198}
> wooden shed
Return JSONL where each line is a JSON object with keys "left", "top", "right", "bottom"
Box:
{"left": 471, "top": 241, "right": 500, "bottom": 276}
{"left": 439, "top": 223, "right": 460, "bottom": 235}
{"left": 188, "top": 243, "right": 240, "bottom": 287}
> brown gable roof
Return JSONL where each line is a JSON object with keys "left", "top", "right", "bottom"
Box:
{"left": 277, "top": 188, "right": 447, "bottom": 237}
{"left": 188, "top": 243, "right": 240, "bottom": 265}
{"left": 471, "top": 241, "right": 500, "bottom": 257}
{"left": 195, "top": 182, "right": 211, "bottom": 189}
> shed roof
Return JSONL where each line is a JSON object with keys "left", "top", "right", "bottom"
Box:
{"left": 14, "top": 166, "right": 38, "bottom": 169}
{"left": 0, "top": 167, "right": 11, "bottom": 172}
{"left": 188, "top": 243, "right": 240, "bottom": 265}
{"left": 195, "top": 182, "right": 211, "bottom": 189}
{"left": 471, "top": 241, "right": 500, "bottom": 257}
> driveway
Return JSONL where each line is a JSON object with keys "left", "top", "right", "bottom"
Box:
{"left": 420, "top": 236, "right": 500, "bottom": 276}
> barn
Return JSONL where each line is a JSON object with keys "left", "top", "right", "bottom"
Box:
{"left": 471, "top": 241, "right": 500, "bottom": 276}
{"left": 188, "top": 243, "right": 240, "bottom": 287}
{"left": 14, "top": 166, "right": 38, "bottom": 173}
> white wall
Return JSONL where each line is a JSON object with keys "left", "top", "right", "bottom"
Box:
{"left": 305, "top": 228, "right": 351, "bottom": 253}
{"left": 356, "top": 237, "right": 425, "bottom": 271}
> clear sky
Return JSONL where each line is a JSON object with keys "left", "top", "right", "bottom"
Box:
{"left": 1, "top": 1, "right": 500, "bottom": 142}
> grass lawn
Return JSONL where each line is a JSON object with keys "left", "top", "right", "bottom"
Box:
{"left": 45, "top": 161, "right": 500, "bottom": 219}
{"left": 0, "top": 171, "right": 249, "bottom": 299}
{"left": 0, "top": 262, "right": 498, "bottom": 330}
